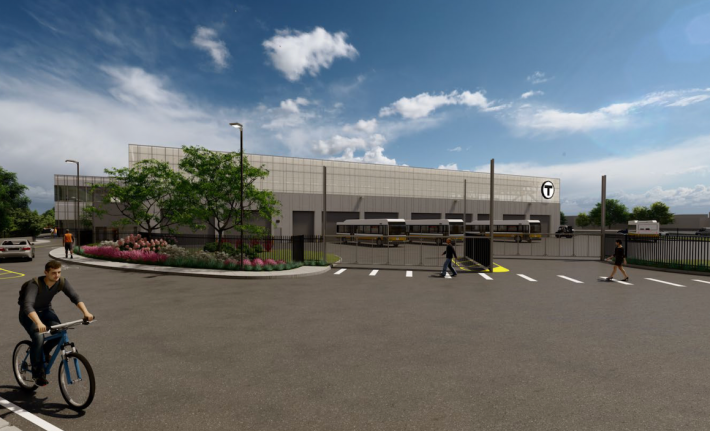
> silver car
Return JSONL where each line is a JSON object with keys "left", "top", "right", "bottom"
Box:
{"left": 0, "top": 238, "right": 36, "bottom": 261}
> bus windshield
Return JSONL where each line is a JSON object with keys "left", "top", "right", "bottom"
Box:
{"left": 389, "top": 223, "right": 407, "bottom": 235}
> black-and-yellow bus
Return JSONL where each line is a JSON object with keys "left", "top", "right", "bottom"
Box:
{"left": 336, "top": 219, "right": 408, "bottom": 246}
{"left": 465, "top": 220, "right": 542, "bottom": 242}
{"left": 406, "top": 219, "right": 464, "bottom": 245}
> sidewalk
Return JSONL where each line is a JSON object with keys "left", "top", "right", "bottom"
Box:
{"left": 48, "top": 248, "right": 331, "bottom": 279}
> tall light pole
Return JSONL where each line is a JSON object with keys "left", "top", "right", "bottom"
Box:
{"left": 229, "top": 122, "right": 244, "bottom": 270}
{"left": 65, "top": 159, "right": 80, "bottom": 248}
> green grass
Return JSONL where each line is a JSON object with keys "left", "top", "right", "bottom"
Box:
{"left": 628, "top": 258, "right": 710, "bottom": 273}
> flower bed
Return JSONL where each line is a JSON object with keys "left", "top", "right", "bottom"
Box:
{"left": 80, "top": 234, "right": 328, "bottom": 271}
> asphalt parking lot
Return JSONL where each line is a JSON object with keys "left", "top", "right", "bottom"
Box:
{"left": 2, "top": 242, "right": 710, "bottom": 430}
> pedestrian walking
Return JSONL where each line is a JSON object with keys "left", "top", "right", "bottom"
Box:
{"left": 63, "top": 229, "right": 74, "bottom": 259}
{"left": 440, "top": 238, "right": 458, "bottom": 277}
{"left": 606, "top": 239, "right": 628, "bottom": 281}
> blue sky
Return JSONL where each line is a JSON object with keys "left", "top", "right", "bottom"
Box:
{"left": 2, "top": 0, "right": 710, "bottom": 216}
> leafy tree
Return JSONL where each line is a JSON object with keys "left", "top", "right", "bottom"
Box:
{"left": 576, "top": 212, "right": 590, "bottom": 227}
{"left": 560, "top": 211, "right": 567, "bottom": 225}
{"left": 630, "top": 206, "right": 650, "bottom": 221}
{"left": 588, "top": 199, "right": 629, "bottom": 228}
{"left": 40, "top": 208, "right": 56, "bottom": 228}
{"left": 648, "top": 202, "right": 674, "bottom": 225}
{"left": 9, "top": 208, "right": 44, "bottom": 237}
{"left": 94, "top": 160, "right": 193, "bottom": 238}
{"left": 179, "top": 146, "right": 280, "bottom": 250}
{"left": 0, "top": 167, "right": 31, "bottom": 236}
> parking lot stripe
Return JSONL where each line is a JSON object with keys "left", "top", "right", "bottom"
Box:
{"left": 517, "top": 274, "right": 537, "bottom": 282}
{"left": 1, "top": 396, "right": 64, "bottom": 430}
{"left": 406, "top": 271, "right": 413, "bottom": 277}
{"left": 646, "top": 278, "right": 685, "bottom": 287}
{"left": 334, "top": 269, "right": 346, "bottom": 275}
{"left": 369, "top": 270, "right": 379, "bottom": 276}
{"left": 479, "top": 273, "right": 493, "bottom": 280}
{"left": 692, "top": 279, "right": 710, "bottom": 285}
{"left": 558, "top": 275, "right": 584, "bottom": 284}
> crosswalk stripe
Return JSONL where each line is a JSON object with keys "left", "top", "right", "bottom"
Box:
{"left": 558, "top": 275, "right": 583, "bottom": 284}
{"left": 599, "top": 276, "right": 633, "bottom": 285}
{"left": 369, "top": 270, "right": 379, "bottom": 276}
{"left": 334, "top": 269, "right": 346, "bottom": 275}
{"left": 406, "top": 271, "right": 413, "bottom": 277}
{"left": 692, "top": 279, "right": 710, "bottom": 285}
{"left": 517, "top": 274, "right": 537, "bottom": 282}
{"left": 479, "top": 273, "right": 493, "bottom": 280}
{"left": 645, "top": 278, "right": 685, "bottom": 287}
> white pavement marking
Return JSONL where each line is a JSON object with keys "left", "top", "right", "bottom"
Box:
{"left": 693, "top": 279, "right": 710, "bottom": 285}
{"left": 517, "top": 274, "right": 537, "bottom": 282}
{"left": 0, "top": 397, "right": 64, "bottom": 431}
{"left": 645, "top": 278, "right": 685, "bottom": 287}
{"left": 558, "top": 275, "right": 584, "bottom": 284}
{"left": 599, "top": 276, "right": 633, "bottom": 285}
{"left": 479, "top": 273, "right": 493, "bottom": 280}
{"left": 369, "top": 270, "right": 379, "bottom": 276}
{"left": 406, "top": 271, "right": 413, "bottom": 277}
{"left": 334, "top": 269, "right": 346, "bottom": 275}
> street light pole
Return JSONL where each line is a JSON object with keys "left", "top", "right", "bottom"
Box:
{"left": 65, "top": 160, "right": 80, "bottom": 248}
{"left": 230, "top": 123, "right": 244, "bottom": 270}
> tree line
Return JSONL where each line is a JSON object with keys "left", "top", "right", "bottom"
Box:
{"left": 0, "top": 167, "right": 56, "bottom": 237}
{"left": 560, "top": 200, "right": 674, "bottom": 229}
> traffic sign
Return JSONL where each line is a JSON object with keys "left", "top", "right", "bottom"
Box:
{"left": 541, "top": 181, "right": 555, "bottom": 199}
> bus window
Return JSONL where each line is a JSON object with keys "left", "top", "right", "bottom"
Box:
{"left": 450, "top": 224, "right": 463, "bottom": 234}
{"left": 390, "top": 223, "right": 406, "bottom": 235}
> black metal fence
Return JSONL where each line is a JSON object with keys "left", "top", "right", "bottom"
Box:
{"left": 625, "top": 234, "right": 710, "bottom": 273}
{"left": 93, "top": 231, "right": 325, "bottom": 263}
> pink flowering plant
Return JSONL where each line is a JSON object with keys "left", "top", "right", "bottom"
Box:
{"left": 80, "top": 246, "right": 168, "bottom": 264}
{"left": 116, "top": 234, "right": 170, "bottom": 253}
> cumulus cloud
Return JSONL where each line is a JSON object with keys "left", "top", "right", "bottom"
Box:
{"left": 192, "top": 26, "right": 229, "bottom": 70}
{"left": 263, "top": 27, "right": 358, "bottom": 81}
{"left": 343, "top": 118, "right": 377, "bottom": 133}
{"left": 280, "top": 97, "right": 310, "bottom": 113}
{"left": 313, "top": 134, "right": 387, "bottom": 156}
{"left": 332, "top": 147, "right": 397, "bottom": 165}
{"left": 448, "top": 146, "right": 462, "bottom": 152}
{"left": 379, "top": 90, "right": 494, "bottom": 119}
{"left": 521, "top": 90, "right": 544, "bottom": 99}
{"left": 527, "top": 71, "right": 551, "bottom": 84}
{"left": 438, "top": 163, "right": 458, "bottom": 170}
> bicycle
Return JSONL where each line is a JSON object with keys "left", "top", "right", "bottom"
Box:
{"left": 12, "top": 318, "right": 96, "bottom": 409}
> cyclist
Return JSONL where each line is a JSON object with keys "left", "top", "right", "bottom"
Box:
{"left": 18, "top": 260, "right": 94, "bottom": 386}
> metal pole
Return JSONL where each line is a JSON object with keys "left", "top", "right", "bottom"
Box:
{"left": 489, "top": 159, "right": 494, "bottom": 272}
{"left": 323, "top": 166, "right": 327, "bottom": 263}
{"left": 240, "top": 127, "right": 244, "bottom": 270}
{"left": 601, "top": 175, "right": 606, "bottom": 261}
{"left": 463, "top": 179, "right": 467, "bottom": 224}
{"left": 76, "top": 163, "right": 80, "bottom": 248}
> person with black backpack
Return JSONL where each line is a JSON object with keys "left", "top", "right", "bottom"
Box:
{"left": 18, "top": 260, "right": 94, "bottom": 386}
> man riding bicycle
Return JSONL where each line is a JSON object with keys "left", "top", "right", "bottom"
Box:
{"left": 18, "top": 260, "right": 94, "bottom": 386}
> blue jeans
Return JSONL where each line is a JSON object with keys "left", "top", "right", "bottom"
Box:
{"left": 441, "top": 258, "right": 457, "bottom": 276}
{"left": 19, "top": 309, "right": 62, "bottom": 371}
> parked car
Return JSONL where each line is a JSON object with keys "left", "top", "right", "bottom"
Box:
{"left": 555, "top": 225, "right": 574, "bottom": 238}
{"left": 0, "top": 238, "right": 35, "bottom": 261}
{"left": 617, "top": 229, "right": 628, "bottom": 234}
{"left": 696, "top": 227, "right": 710, "bottom": 236}
{"left": 41, "top": 227, "right": 53, "bottom": 234}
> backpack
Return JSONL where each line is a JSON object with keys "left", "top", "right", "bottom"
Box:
{"left": 18, "top": 277, "right": 65, "bottom": 306}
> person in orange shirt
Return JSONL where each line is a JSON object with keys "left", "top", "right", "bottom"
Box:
{"left": 63, "top": 229, "right": 74, "bottom": 259}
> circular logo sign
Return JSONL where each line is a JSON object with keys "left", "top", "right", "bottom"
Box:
{"left": 541, "top": 181, "right": 555, "bottom": 199}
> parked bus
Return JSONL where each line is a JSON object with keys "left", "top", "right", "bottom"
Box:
{"left": 336, "top": 219, "right": 407, "bottom": 246}
{"left": 406, "top": 219, "right": 464, "bottom": 245}
{"left": 627, "top": 220, "right": 660, "bottom": 239}
{"left": 465, "top": 220, "right": 542, "bottom": 242}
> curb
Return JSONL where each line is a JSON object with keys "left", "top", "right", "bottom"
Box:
{"left": 48, "top": 248, "right": 331, "bottom": 279}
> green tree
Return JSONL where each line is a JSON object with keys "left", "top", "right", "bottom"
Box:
{"left": 588, "top": 199, "right": 629, "bottom": 228}
{"left": 40, "top": 208, "right": 56, "bottom": 228}
{"left": 9, "top": 208, "right": 44, "bottom": 237}
{"left": 648, "top": 201, "right": 674, "bottom": 225}
{"left": 560, "top": 211, "right": 567, "bottom": 225}
{"left": 179, "top": 146, "right": 281, "bottom": 250}
{"left": 576, "top": 212, "right": 590, "bottom": 227}
{"left": 630, "top": 206, "right": 650, "bottom": 221}
{"left": 94, "top": 160, "right": 192, "bottom": 238}
{"left": 0, "top": 167, "right": 31, "bottom": 236}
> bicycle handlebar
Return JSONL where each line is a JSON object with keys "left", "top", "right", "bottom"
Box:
{"left": 40, "top": 318, "right": 96, "bottom": 335}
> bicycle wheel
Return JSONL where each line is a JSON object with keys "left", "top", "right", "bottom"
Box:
{"left": 12, "top": 341, "right": 38, "bottom": 391}
{"left": 58, "top": 352, "right": 95, "bottom": 409}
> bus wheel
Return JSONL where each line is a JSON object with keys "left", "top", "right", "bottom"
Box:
{"left": 377, "top": 238, "right": 383, "bottom": 247}
{"left": 514, "top": 236, "right": 521, "bottom": 243}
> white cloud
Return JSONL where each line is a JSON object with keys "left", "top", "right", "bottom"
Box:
{"left": 313, "top": 134, "right": 387, "bottom": 156}
{"left": 438, "top": 163, "right": 458, "bottom": 170}
{"left": 263, "top": 27, "right": 358, "bottom": 81}
{"left": 667, "top": 95, "right": 710, "bottom": 107}
{"left": 343, "top": 118, "right": 377, "bottom": 133}
{"left": 527, "top": 71, "right": 550, "bottom": 84}
{"left": 379, "top": 90, "right": 493, "bottom": 119}
{"left": 521, "top": 90, "right": 544, "bottom": 99}
{"left": 192, "top": 26, "right": 229, "bottom": 70}
{"left": 448, "top": 146, "right": 462, "bottom": 152}
{"left": 332, "top": 147, "right": 397, "bottom": 165}
{"left": 280, "top": 97, "right": 310, "bottom": 114}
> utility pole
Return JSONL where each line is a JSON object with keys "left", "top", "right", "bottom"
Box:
{"left": 489, "top": 159, "right": 494, "bottom": 273}
{"left": 601, "top": 175, "right": 606, "bottom": 261}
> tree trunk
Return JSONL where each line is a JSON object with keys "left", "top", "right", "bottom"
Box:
{"left": 217, "top": 229, "right": 224, "bottom": 252}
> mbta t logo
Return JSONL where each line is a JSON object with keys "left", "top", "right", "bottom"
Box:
{"left": 541, "top": 181, "right": 555, "bottom": 199}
